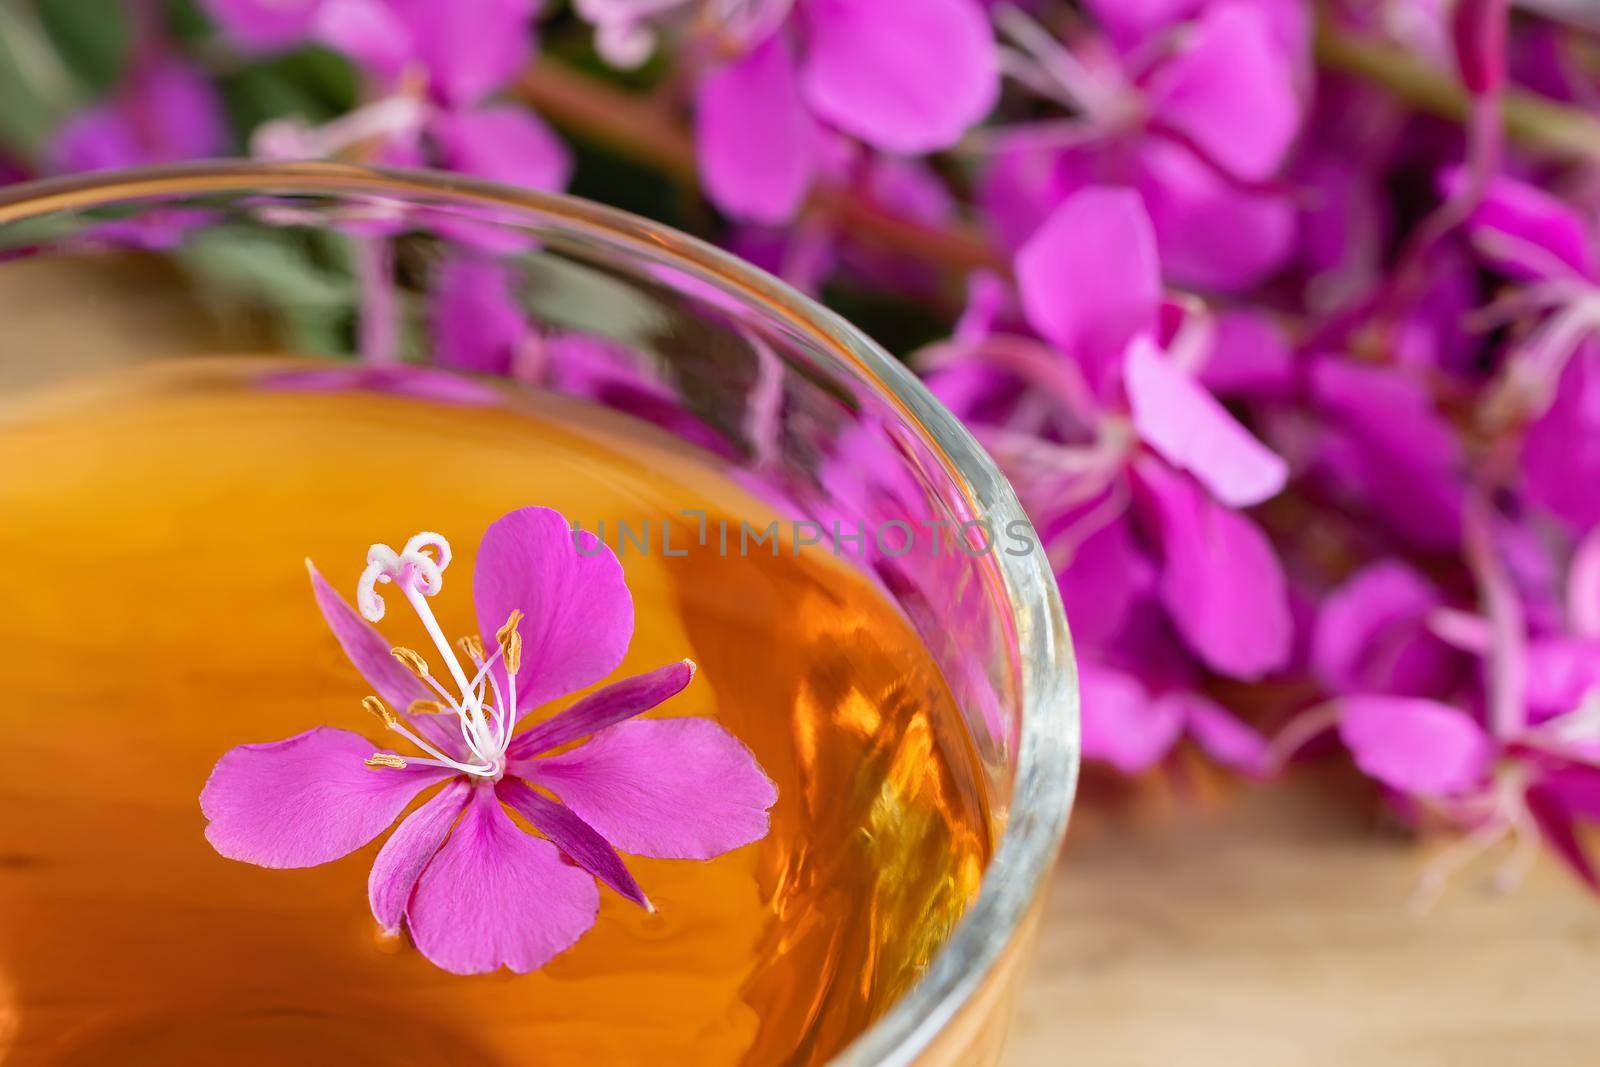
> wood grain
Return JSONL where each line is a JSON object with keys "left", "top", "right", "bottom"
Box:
{"left": 1007, "top": 772, "right": 1600, "bottom": 1066}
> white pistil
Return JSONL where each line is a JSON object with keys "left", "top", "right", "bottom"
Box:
{"left": 355, "top": 533, "right": 524, "bottom": 780}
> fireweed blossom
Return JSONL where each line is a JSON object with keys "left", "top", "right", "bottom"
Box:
{"left": 200, "top": 506, "right": 776, "bottom": 974}
{"left": 922, "top": 185, "right": 1289, "bottom": 774}
{"left": 577, "top": 0, "right": 999, "bottom": 224}
{"left": 981, "top": 0, "right": 1309, "bottom": 292}
{"left": 48, "top": 56, "right": 225, "bottom": 175}
{"left": 44, "top": 47, "right": 226, "bottom": 249}
{"left": 204, "top": 0, "right": 571, "bottom": 193}
{"left": 1448, "top": 173, "right": 1600, "bottom": 534}
{"left": 1272, "top": 505, "right": 1600, "bottom": 901}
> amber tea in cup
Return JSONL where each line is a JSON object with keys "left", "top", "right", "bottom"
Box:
{"left": 0, "top": 165, "right": 1076, "bottom": 1067}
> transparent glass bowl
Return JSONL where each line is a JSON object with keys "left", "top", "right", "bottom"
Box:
{"left": 0, "top": 162, "right": 1078, "bottom": 1065}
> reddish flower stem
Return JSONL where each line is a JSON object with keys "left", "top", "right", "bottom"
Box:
{"left": 1316, "top": 19, "right": 1600, "bottom": 163}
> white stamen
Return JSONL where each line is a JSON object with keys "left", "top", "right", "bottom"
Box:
{"left": 353, "top": 533, "right": 518, "bottom": 780}
{"left": 994, "top": 4, "right": 1123, "bottom": 116}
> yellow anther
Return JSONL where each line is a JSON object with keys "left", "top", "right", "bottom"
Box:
{"left": 407, "top": 699, "right": 444, "bottom": 717}
{"left": 361, "top": 695, "right": 401, "bottom": 730}
{"left": 365, "top": 753, "right": 407, "bottom": 769}
{"left": 391, "top": 646, "right": 429, "bottom": 678}
{"left": 497, "top": 610, "right": 524, "bottom": 675}
{"left": 458, "top": 634, "right": 485, "bottom": 663}
{"left": 495, "top": 610, "right": 524, "bottom": 645}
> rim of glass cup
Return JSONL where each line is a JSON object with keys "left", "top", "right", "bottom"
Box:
{"left": 0, "top": 161, "right": 1079, "bottom": 1066}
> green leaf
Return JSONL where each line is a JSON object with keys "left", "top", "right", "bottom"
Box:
{"left": 162, "top": 0, "right": 212, "bottom": 46}
{"left": 35, "top": 0, "right": 129, "bottom": 95}
{"left": 0, "top": 5, "right": 87, "bottom": 157}
{"left": 180, "top": 225, "right": 356, "bottom": 311}
{"left": 217, "top": 47, "right": 359, "bottom": 136}
{"left": 180, "top": 225, "right": 363, "bottom": 356}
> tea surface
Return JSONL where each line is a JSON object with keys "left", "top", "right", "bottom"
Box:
{"left": 0, "top": 359, "right": 990, "bottom": 1066}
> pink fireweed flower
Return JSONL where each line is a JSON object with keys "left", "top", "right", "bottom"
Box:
{"left": 200, "top": 506, "right": 777, "bottom": 975}
{"left": 577, "top": 0, "right": 999, "bottom": 224}
{"left": 979, "top": 1, "right": 1310, "bottom": 292}
{"left": 1451, "top": 173, "right": 1600, "bottom": 535}
{"left": 206, "top": 0, "right": 572, "bottom": 194}
{"left": 1272, "top": 503, "right": 1600, "bottom": 900}
{"left": 925, "top": 187, "right": 1292, "bottom": 681}
{"left": 922, "top": 187, "right": 1290, "bottom": 775}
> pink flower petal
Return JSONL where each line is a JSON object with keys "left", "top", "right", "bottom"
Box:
{"left": 507, "top": 659, "right": 696, "bottom": 760}
{"left": 1147, "top": 1, "right": 1302, "bottom": 181}
{"left": 1311, "top": 359, "right": 1465, "bottom": 551}
{"left": 978, "top": 142, "right": 1094, "bottom": 253}
{"left": 1524, "top": 638, "right": 1600, "bottom": 719}
{"left": 50, "top": 59, "right": 226, "bottom": 173}
{"left": 200, "top": 0, "right": 321, "bottom": 50}
{"left": 368, "top": 777, "right": 471, "bottom": 934}
{"left": 1200, "top": 311, "right": 1296, "bottom": 399}
{"left": 129, "top": 59, "right": 229, "bottom": 163}
{"left": 1135, "top": 139, "right": 1299, "bottom": 293}
{"left": 474, "top": 506, "right": 634, "bottom": 712}
{"left": 1312, "top": 559, "right": 1458, "bottom": 698}
{"left": 1051, "top": 508, "right": 1154, "bottom": 650}
{"left": 1524, "top": 346, "right": 1600, "bottom": 533}
{"left": 48, "top": 107, "right": 142, "bottom": 174}
{"left": 1126, "top": 337, "right": 1288, "bottom": 508}
{"left": 799, "top": 0, "right": 998, "bottom": 153}
{"left": 264, "top": 365, "right": 502, "bottom": 406}
{"left": 1453, "top": 170, "right": 1597, "bottom": 281}
{"left": 430, "top": 255, "right": 529, "bottom": 376}
{"left": 1525, "top": 783, "right": 1599, "bottom": 889}
{"left": 1169, "top": 692, "right": 1270, "bottom": 776}
{"left": 1338, "top": 696, "right": 1492, "bottom": 798}
{"left": 307, "top": 562, "right": 431, "bottom": 712}
{"left": 695, "top": 35, "right": 819, "bottom": 224}
{"left": 498, "top": 778, "right": 650, "bottom": 909}
{"left": 1079, "top": 663, "right": 1183, "bottom": 773}
{"left": 201, "top": 727, "right": 452, "bottom": 868}
{"left": 389, "top": 0, "right": 536, "bottom": 108}
{"left": 431, "top": 105, "right": 573, "bottom": 192}
{"left": 312, "top": 0, "right": 417, "bottom": 82}
{"left": 528, "top": 718, "right": 776, "bottom": 859}
{"left": 1084, "top": 0, "right": 1201, "bottom": 47}
{"left": 1017, "top": 187, "right": 1161, "bottom": 392}
{"left": 1539, "top": 766, "right": 1600, "bottom": 822}
{"left": 1135, "top": 459, "right": 1293, "bottom": 679}
{"left": 1569, "top": 529, "right": 1600, "bottom": 638}
{"left": 406, "top": 786, "right": 599, "bottom": 975}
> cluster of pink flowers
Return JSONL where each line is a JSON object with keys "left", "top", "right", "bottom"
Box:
{"left": 10, "top": 0, "right": 1600, "bottom": 896}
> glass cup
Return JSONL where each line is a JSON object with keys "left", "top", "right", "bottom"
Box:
{"left": 0, "top": 162, "right": 1078, "bottom": 1065}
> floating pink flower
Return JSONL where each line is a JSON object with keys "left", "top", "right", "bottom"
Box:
{"left": 200, "top": 506, "right": 776, "bottom": 975}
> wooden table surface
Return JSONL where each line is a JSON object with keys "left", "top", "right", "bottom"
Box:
{"left": 1006, "top": 771, "right": 1600, "bottom": 1066}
